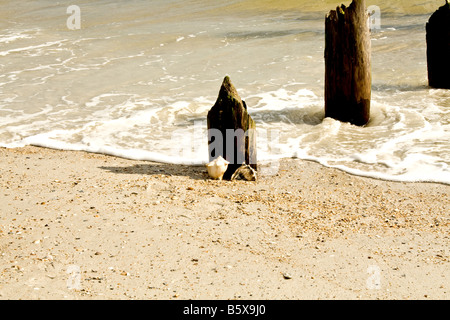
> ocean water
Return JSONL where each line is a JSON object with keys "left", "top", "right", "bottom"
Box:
{"left": 1, "top": 0, "right": 449, "bottom": 184}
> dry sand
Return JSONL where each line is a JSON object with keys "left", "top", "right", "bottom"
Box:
{"left": 0, "top": 146, "right": 449, "bottom": 300}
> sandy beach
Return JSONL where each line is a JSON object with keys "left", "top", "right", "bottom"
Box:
{"left": 0, "top": 146, "right": 448, "bottom": 300}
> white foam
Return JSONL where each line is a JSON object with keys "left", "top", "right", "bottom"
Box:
{"left": 22, "top": 130, "right": 207, "bottom": 165}
{"left": 0, "top": 29, "right": 38, "bottom": 44}
{"left": 2, "top": 84, "right": 449, "bottom": 185}
{"left": 0, "top": 40, "right": 66, "bottom": 57}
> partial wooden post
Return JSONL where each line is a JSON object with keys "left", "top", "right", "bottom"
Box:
{"left": 207, "top": 76, "right": 257, "bottom": 180}
{"left": 325, "top": 0, "right": 371, "bottom": 126}
{"left": 426, "top": 1, "right": 450, "bottom": 89}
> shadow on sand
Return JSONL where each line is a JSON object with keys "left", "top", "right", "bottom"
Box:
{"left": 99, "top": 163, "right": 207, "bottom": 180}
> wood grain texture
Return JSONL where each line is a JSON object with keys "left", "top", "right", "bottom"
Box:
{"left": 207, "top": 76, "right": 257, "bottom": 180}
{"left": 325, "top": 0, "right": 371, "bottom": 126}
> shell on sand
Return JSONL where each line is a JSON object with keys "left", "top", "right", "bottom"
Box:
{"left": 231, "top": 163, "right": 257, "bottom": 181}
{"left": 206, "top": 156, "right": 230, "bottom": 180}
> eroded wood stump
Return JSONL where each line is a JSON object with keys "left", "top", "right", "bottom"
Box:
{"left": 325, "top": 0, "right": 371, "bottom": 126}
{"left": 207, "top": 76, "right": 257, "bottom": 180}
{"left": 426, "top": 1, "right": 450, "bottom": 89}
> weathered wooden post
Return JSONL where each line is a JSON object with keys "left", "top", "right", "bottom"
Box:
{"left": 207, "top": 76, "right": 257, "bottom": 180}
{"left": 426, "top": 1, "right": 450, "bottom": 89}
{"left": 325, "top": 0, "right": 371, "bottom": 126}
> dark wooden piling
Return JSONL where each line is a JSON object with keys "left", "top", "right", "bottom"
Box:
{"left": 207, "top": 76, "right": 257, "bottom": 180}
{"left": 325, "top": 0, "right": 371, "bottom": 126}
{"left": 426, "top": 1, "right": 450, "bottom": 89}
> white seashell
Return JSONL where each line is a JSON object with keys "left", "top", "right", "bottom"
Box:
{"left": 206, "top": 156, "right": 230, "bottom": 180}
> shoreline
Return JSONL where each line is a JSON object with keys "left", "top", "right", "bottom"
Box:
{"left": 2, "top": 144, "right": 444, "bottom": 182}
{"left": 0, "top": 146, "right": 449, "bottom": 299}
{"left": 8, "top": 144, "right": 450, "bottom": 186}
